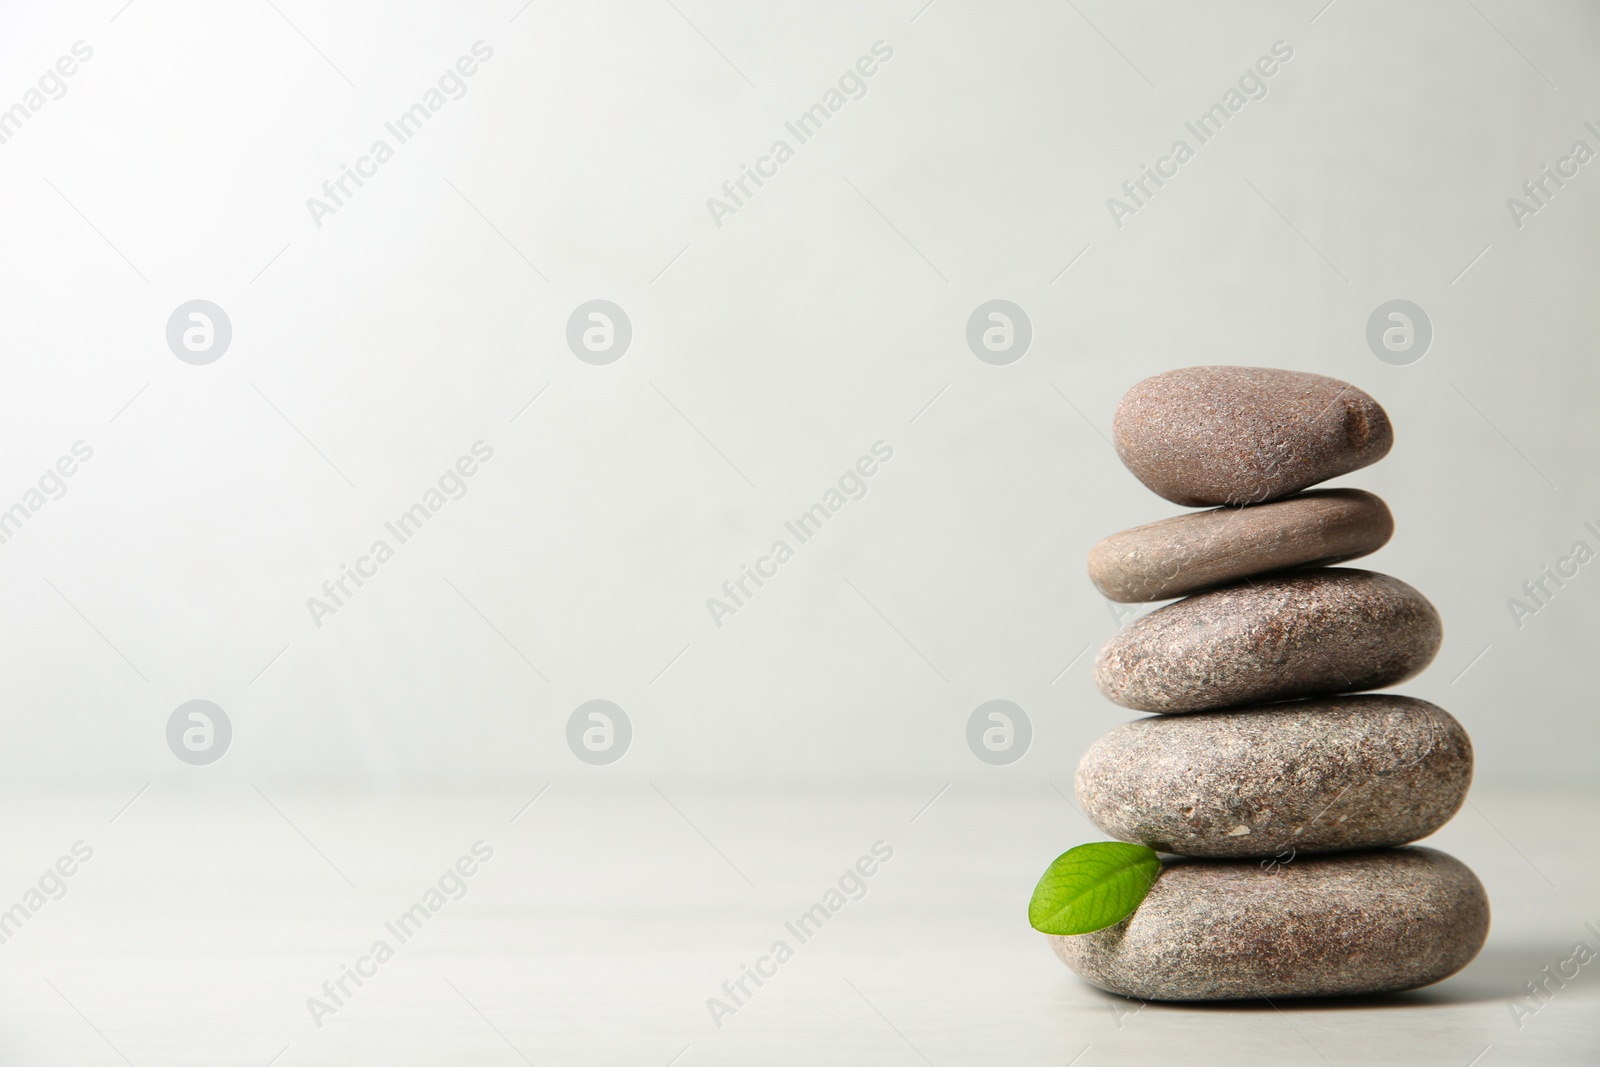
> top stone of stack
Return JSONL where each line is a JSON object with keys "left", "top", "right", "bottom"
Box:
{"left": 1113, "top": 366, "right": 1393, "bottom": 507}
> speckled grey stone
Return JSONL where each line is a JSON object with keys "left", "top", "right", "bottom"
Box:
{"left": 1095, "top": 568, "right": 1441, "bottom": 713}
{"left": 1088, "top": 489, "right": 1394, "bottom": 602}
{"left": 1075, "top": 696, "right": 1471, "bottom": 857}
{"left": 1050, "top": 847, "right": 1489, "bottom": 1000}
{"left": 1113, "top": 367, "right": 1393, "bottom": 507}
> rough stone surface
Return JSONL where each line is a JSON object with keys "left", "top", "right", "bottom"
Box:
{"left": 1094, "top": 568, "right": 1441, "bottom": 713}
{"left": 1050, "top": 847, "right": 1489, "bottom": 1000}
{"left": 1113, "top": 366, "right": 1393, "bottom": 507}
{"left": 1088, "top": 489, "right": 1393, "bottom": 602}
{"left": 1075, "top": 696, "right": 1471, "bottom": 857}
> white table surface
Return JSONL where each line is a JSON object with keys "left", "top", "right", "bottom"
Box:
{"left": 0, "top": 783, "right": 1593, "bottom": 1065}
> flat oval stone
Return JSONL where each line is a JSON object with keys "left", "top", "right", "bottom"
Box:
{"left": 1050, "top": 847, "right": 1488, "bottom": 999}
{"left": 1088, "top": 489, "right": 1393, "bottom": 602}
{"left": 1094, "top": 568, "right": 1441, "bottom": 712}
{"left": 1113, "top": 367, "right": 1394, "bottom": 507}
{"left": 1076, "top": 695, "right": 1471, "bottom": 857}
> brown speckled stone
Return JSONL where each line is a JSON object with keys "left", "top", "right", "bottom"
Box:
{"left": 1094, "top": 568, "right": 1441, "bottom": 713}
{"left": 1050, "top": 847, "right": 1489, "bottom": 1000}
{"left": 1088, "top": 489, "right": 1393, "bottom": 602}
{"left": 1113, "top": 367, "right": 1393, "bottom": 507}
{"left": 1075, "top": 696, "right": 1471, "bottom": 857}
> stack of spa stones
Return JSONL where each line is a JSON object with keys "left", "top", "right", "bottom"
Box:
{"left": 1051, "top": 366, "right": 1489, "bottom": 1001}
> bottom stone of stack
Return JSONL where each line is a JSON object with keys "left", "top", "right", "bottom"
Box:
{"left": 1051, "top": 847, "right": 1488, "bottom": 1000}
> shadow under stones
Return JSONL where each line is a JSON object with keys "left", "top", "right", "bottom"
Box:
{"left": 1088, "top": 943, "right": 1591, "bottom": 1011}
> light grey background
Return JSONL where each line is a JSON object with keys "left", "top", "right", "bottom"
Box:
{"left": 0, "top": 2, "right": 1597, "bottom": 1063}
{"left": 0, "top": 0, "right": 1594, "bottom": 791}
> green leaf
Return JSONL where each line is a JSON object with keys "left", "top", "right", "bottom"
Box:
{"left": 1028, "top": 842, "right": 1161, "bottom": 935}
